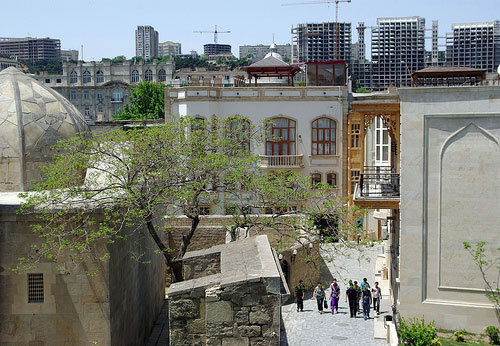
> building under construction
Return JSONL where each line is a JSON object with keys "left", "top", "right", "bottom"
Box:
{"left": 371, "top": 17, "right": 426, "bottom": 89}
{"left": 446, "top": 20, "right": 500, "bottom": 72}
{"left": 0, "top": 37, "right": 60, "bottom": 63}
{"left": 292, "top": 22, "right": 351, "bottom": 63}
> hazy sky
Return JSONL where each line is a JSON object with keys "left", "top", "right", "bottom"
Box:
{"left": 1, "top": 0, "right": 498, "bottom": 60}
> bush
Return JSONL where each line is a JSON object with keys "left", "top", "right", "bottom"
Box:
{"left": 453, "top": 330, "right": 465, "bottom": 342}
{"left": 485, "top": 326, "right": 500, "bottom": 345}
{"left": 399, "top": 317, "right": 440, "bottom": 346}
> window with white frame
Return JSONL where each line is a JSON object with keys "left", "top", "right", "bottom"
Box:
{"left": 70, "top": 90, "right": 77, "bottom": 100}
{"left": 83, "top": 90, "right": 90, "bottom": 100}
{"left": 145, "top": 69, "right": 153, "bottom": 81}
{"left": 375, "top": 116, "right": 390, "bottom": 166}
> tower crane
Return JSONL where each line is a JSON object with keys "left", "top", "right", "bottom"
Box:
{"left": 193, "top": 25, "right": 231, "bottom": 44}
{"left": 282, "top": 0, "right": 352, "bottom": 60}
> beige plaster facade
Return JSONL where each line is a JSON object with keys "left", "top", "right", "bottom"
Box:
{"left": 398, "top": 86, "right": 500, "bottom": 332}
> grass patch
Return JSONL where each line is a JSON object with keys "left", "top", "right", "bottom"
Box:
{"left": 437, "top": 329, "right": 490, "bottom": 345}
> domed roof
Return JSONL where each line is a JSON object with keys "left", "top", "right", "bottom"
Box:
{"left": 0, "top": 67, "right": 89, "bottom": 191}
{"left": 264, "top": 42, "right": 284, "bottom": 61}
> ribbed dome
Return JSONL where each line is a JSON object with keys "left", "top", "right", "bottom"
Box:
{"left": 0, "top": 67, "right": 89, "bottom": 191}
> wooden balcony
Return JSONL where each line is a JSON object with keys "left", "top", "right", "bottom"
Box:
{"left": 259, "top": 155, "right": 304, "bottom": 169}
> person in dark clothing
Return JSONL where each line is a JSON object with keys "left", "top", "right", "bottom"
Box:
{"left": 353, "top": 280, "right": 361, "bottom": 313}
{"left": 295, "top": 280, "right": 305, "bottom": 312}
{"left": 345, "top": 281, "right": 358, "bottom": 318}
{"left": 362, "top": 286, "right": 372, "bottom": 320}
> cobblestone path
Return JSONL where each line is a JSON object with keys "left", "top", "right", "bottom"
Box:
{"left": 281, "top": 244, "right": 388, "bottom": 346}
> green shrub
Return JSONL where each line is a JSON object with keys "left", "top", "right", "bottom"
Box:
{"left": 485, "top": 326, "right": 500, "bottom": 345}
{"left": 399, "top": 317, "right": 439, "bottom": 346}
{"left": 453, "top": 330, "right": 465, "bottom": 342}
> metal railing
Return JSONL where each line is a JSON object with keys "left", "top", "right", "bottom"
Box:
{"left": 359, "top": 169, "right": 400, "bottom": 198}
{"left": 259, "top": 155, "right": 303, "bottom": 168}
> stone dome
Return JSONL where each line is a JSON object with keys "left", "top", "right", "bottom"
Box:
{"left": 0, "top": 67, "right": 89, "bottom": 191}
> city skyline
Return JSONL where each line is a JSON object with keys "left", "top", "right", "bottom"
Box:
{"left": 0, "top": 0, "right": 498, "bottom": 60}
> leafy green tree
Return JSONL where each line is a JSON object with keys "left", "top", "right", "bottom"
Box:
{"left": 463, "top": 241, "right": 500, "bottom": 323}
{"left": 18, "top": 117, "right": 255, "bottom": 282}
{"left": 111, "top": 55, "right": 126, "bottom": 63}
{"left": 117, "top": 81, "right": 165, "bottom": 120}
{"left": 21, "top": 59, "right": 63, "bottom": 75}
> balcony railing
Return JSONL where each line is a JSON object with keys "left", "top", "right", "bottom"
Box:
{"left": 359, "top": 167, "right": 400, "bottom": 198}
{"left": 111, "top": 97, "right": 124, "bottom": 103}
{"left": 259, "top": 155, "right": 304, "bottom": 168}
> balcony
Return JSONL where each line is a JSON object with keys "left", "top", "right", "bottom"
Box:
{"left": 353, "top": 166, "right": 400, "bottom": 209}
{"left": 259, "top": 155, "right": 304, "bottom": 169}
{"left": 111, "top": 97, "right": 124, "bottom": 103}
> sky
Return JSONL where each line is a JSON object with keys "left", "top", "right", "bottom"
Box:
{"left": 1, "top": 0, "right": 498, "bottom": 60}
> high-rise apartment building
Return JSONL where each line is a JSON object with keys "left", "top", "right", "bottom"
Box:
{"left": 135, "top": 26, "right": 159, "bottom": 60}
{"left": 446, "top": 20, "right": 500, "bottom": 72}
{"left": 371, "top": 17, "right": 426, "bottom": 89}
{"left": 203, "top": 44, "right": 231, "bottom": 56}
{"left": 239, "top": 44, "right": 292, "bottom": 61}
{"left": 292, "top": 22, "right": 352, "bottom": 63}
{"left": 0, "top": 37, "right": 61, "bottom": 63}
{"left": 159, "top": 41, "right": 181, "bottom": 57}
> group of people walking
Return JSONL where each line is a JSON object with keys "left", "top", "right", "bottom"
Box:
{"left": 296, "top": 278, "right": 382, "bottom": 320}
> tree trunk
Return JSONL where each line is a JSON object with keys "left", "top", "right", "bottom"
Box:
{"left": 145, "top": 219, "right": 179, "bottom": 282}
{"left": 176, "top": 215, "right": 200, "bottom": 260}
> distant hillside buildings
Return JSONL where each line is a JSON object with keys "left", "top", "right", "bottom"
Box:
{"left": 159, "top": 41, "right": 181, "bottom": 56}
{"left": 135, "top": 25, "right": 159, "bottom": 60}
{"left": 446, "top": 20, "right": 500, "bottom": 72}
{"left": 239, "top": 44, "right": 292, "bottom": 61}
{"left": 0, "top": 37, "right": 60, "bottom": 63}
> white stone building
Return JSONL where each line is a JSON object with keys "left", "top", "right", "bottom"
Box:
{"left": 398, "top": 85, "right": 500, "bottom": 332}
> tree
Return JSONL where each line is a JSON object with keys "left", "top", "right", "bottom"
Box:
{"left": 117, "top": 81, "right": 165, "bottom": 120}
{"left": 463, "top": 241, "right": 500, "bottom": 323}
{"left": 18, "top": 117, "right": 255, "bottom": 282}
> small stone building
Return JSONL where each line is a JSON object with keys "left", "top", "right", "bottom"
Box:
{"left": 168, "top": 235, "right": 288, "bottom": 346}
{"left": 0, "top": 68, "right": 165, "bottom": 345}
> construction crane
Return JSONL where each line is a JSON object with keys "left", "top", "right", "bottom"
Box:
{"left": 282, "top": 0, "right": 351, "bottom": 60}
{"left": 193, "top": 25, "right": 230, "bottom": 44}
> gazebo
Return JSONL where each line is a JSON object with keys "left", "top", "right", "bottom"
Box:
{"left": 243, "top": 43, "right": 302, "bottom": 86}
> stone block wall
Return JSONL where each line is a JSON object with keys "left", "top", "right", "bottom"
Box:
{"left": 0, "top": 208, "right": 165, "bottom": 345}
{"left": 183, "top": 252, "right": 221, "bottom": 280}
{"left": 278, "top": 243, "right": 321, "bottom": 291}
{"left": 169, "top": 281, "right": 280, "bottom": 346}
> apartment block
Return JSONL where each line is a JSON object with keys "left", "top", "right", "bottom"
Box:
{"left": 371, "top": 17, "right": 426, "bottom": 89}
{"left": 0, "top": 37, "right": 60, "bottom": 63}
{"left": 159, "top": 41, "right": 181, "bottom": 56}
{"left": 135, "top": 25, "right": 159, "bottom": 59}
{"left": 446, "top": 20, "right": 500, "bottom": 72}
{"left": 292, "top": 22, "right": 352, "bottom": 63}
{"left": 203, "top": 44, "right": 231, "bottom": 56}
{"left": 239, "top": 44, "right": 292, "bottom": 61}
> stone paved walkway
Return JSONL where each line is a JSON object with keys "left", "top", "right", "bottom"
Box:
{"left": 281, "top": 244, "right": 388, "bottom": 346}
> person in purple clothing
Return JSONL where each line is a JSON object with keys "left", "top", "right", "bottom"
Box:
{"left": 330, "top": 281, "right": 340, "bottom": 314}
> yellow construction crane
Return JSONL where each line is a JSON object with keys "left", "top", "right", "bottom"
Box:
{"left": 282, "top": 0, "right": 352, "bottom": 60}
{"left": 193, "top": 25, "right": 231, "bottom": 44}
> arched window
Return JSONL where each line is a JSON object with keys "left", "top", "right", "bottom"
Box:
{"left": 158, "top": 69, "right": 166, "bottom": 82}
{"left": 131, "top": 70, "right": 139, "bottom": 83}
{"left": 69, "top": 71, "right": 77, "bottom": 84}
{"left": 82, "top": 71, "right": 91, "bottom": 84}
{"left": 266, "top": 117, "right": 296, "bottom": 155}
{"left": 311, "top": 173, "right": 322, "bottom": 187}
{"left": 327, "top": 173, "right": 337, "bottom": 187}
{"left": 96, "top": 70, "right": 104, "bottom": 83}
{"left": 112, "top": 88, "right": 123, "bottom": 102}
{"left": 312, "top": 117, "right": 336, "bottom": 155}
{"left": 145, "top": 69, "right": 153, "bottom": 81}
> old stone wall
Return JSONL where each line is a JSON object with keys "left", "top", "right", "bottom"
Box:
{"left": 169, "top": 281, "right": 280, "bottom": 346}
{"left": 183, "top": 252, "right": 221, "bottom": 280}
{"left": 278, "top": 243, "right": 321, "bottom": 291}
{"left": 0, "top": 207, "right": 165, "bottom": 345}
